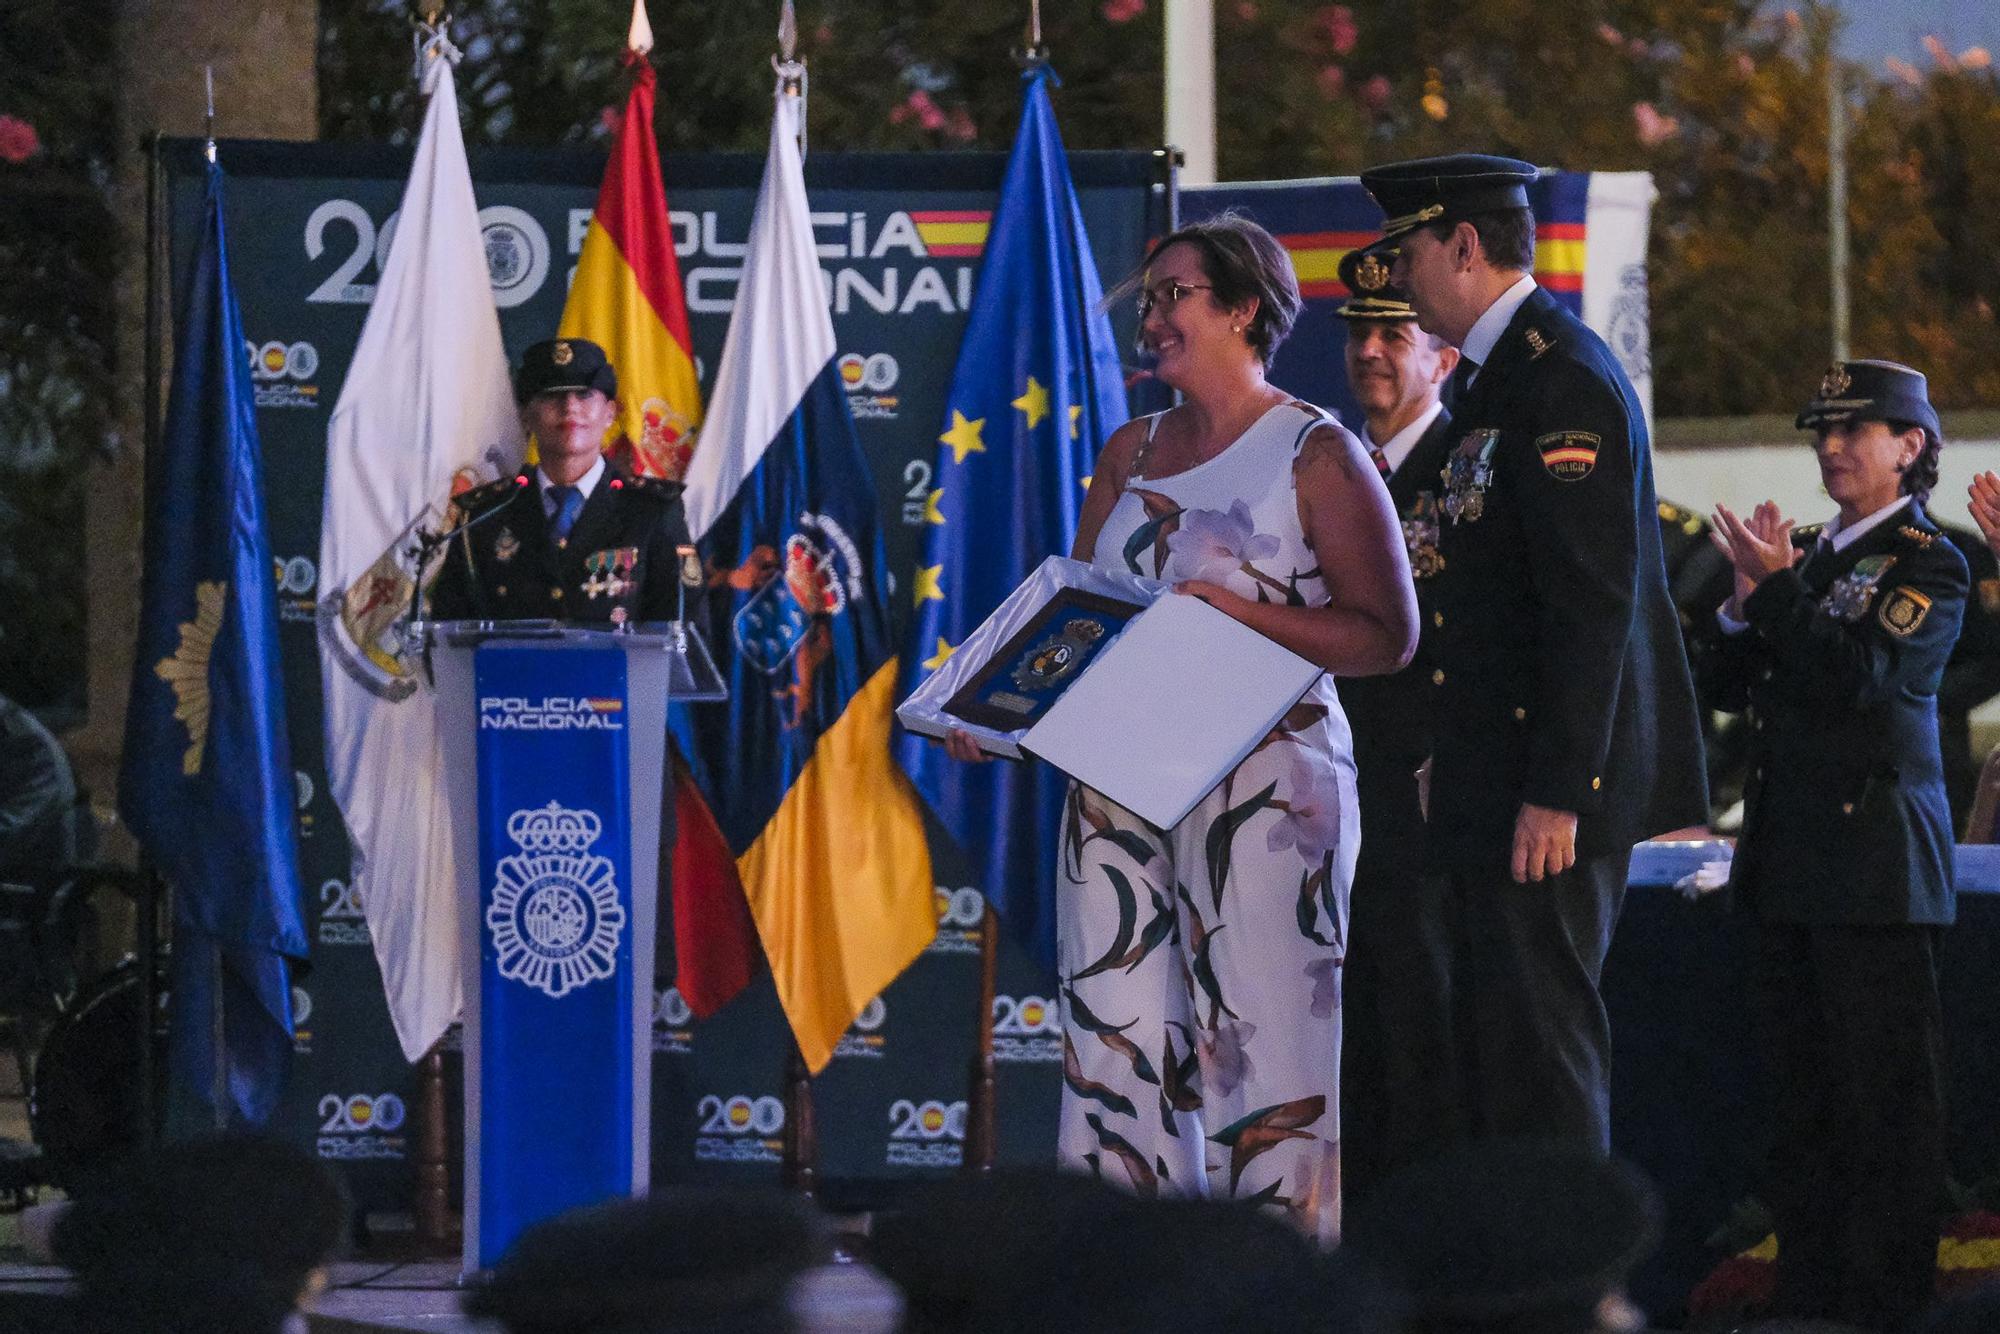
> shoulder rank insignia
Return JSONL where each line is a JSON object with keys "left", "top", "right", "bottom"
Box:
{"left": 1657, "top": 500, "right": 1703, "bottom": 537}
{"left": 1525, "top": 327, "right": 1553, "bottom": 358}
{"left": 1896, "top": 524, "right": 1935, "bottom": 548}
{"left": 1819, "top": 553, "right": 1896, "bottom": 622}
{"left": 1879, "top": 584, "right": 1933, "bottom": 637}
{"left": 1536, "top": 430, "right": 1601, "bottom": 482}
{"left": 1442, "top": 428, "right": 1501, "bottom": 524}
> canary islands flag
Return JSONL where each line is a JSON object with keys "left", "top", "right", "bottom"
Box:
{"left": 119, "top": 154, "right": 309, "bottom": 1131}
{"left": 895, "top": 66, "right": 1130, "bottom": 970}
{"left": 676, "top": 75, "right": 934, "bottom": 1072}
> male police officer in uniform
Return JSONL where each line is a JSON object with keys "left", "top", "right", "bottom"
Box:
{"left": 1328, "top": 247, "right": 1465, "bottom": 1203}
{"left": 428, "top": 337, "right": 697, "bottom": 625}
{"left": 1358, "top": 155, "right": 1708, "bottom": 1152}
{"left": 1703, "top": 361, "right": 1964, "bottom": 1330}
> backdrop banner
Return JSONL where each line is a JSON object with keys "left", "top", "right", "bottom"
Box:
{"left": 162, "top": 138, "right": 1166, "bottom": 1214}
{"left": 1182, "top": 170, "right": 1656, "bottom": 430}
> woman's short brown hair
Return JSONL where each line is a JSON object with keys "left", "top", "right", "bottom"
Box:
{"left": 1119, "top": 212, "right": 1303, "bottom": 366}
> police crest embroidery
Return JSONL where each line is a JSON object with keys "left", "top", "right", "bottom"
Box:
{"left": 1443, "top": 429, "right": 1500, "bottom": 524}
{"left": 493, "top": 527, "right": 520, "bottom": 563}
{"left": 1819, "top": 554, "right": 1896, "bottom": 622}
{"left": 1879, "top": 585, "right": 1932, "bottom": 637}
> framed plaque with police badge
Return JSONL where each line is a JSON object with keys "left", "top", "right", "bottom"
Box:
{"left": 941, "top": 589, "right": 1144, "bottom": 732}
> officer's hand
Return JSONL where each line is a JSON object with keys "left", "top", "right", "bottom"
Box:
{"left": 1970, "top": 473, "right": 2000, "bottom": 556}
{"left": 943, "top": 727, "right": 993, "bottom": 765}
{"left": 1711, "top": 502, "right": 1799, "bottom": 588}
{"left": 1511, "top": 803, "right": 1579, "bottom": 884}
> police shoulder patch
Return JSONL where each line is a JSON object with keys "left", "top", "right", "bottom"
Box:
{"left": 1878, "top": 585, "right": 1934, "bottom": 637}
{"left": 1535, "top": 430, "right": 1601, "bottom": 481}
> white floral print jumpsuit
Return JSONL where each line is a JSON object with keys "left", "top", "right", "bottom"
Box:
{"left": 1060, "top": 402, "right": 1358, "bottom": 1244}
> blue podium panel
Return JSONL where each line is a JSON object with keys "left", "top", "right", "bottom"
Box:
{"left": 470, "top": 644, "right": 639, "bottom": 1268}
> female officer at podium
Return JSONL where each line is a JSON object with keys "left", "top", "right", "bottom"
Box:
{"left": 1703, "top": 359, "right": 1965, "bottom": 1330}
{"left": 949, "top": 215, "right": 1416, "bottom": 1242}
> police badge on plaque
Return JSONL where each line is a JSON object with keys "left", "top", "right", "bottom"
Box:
{"left": 941, "top": 589, "right": 1145, "bottom": 732}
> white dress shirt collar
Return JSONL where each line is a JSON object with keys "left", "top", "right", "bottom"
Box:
{"left": 1821, "top": 494, "right": 1912, "bottom": 552}
{"left": 1362, "top": 399, "right": 1447, "bottom": 478}
{"left": 1459, "top": 274, "right": 1538, "bottom": 382}
{"left": 537, "top": 454, "right": 606, "bottom": 509}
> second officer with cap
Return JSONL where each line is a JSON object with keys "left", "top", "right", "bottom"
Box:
{"left": 1703, "top": 360, "right": 1965, "bottom": 1330}
{"left": 1328, "top": 245, "right": 1466, "bottom": 1203}
{"left": 429, "top": 337, "right": 698, "bottom": 625}
{"left": 1357, "top": 154, "right": 1708, "bottom": 1153}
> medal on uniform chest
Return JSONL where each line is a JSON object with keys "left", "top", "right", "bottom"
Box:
{"left": 1818, "top": 553, "right": 1896, "bottom": 622}
{"left": 493, "top": 527, "right": 520, "bottom": 563}
{"left": 1403, "top": 491, "right": 1446, "bottom": 578}
{"left": 582, "top": 546, "right": 640, "bottom": 600}
{"left": 1442, "top": 429, "right": 1500, "bottom": 524}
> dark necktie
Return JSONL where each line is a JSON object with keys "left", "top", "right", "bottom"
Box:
{"left": 548, "top": 485, "right": 584, "bottom": 544}
{"left": 1449, "top": 356, "right": 1480, "bottom": 403}
{"left": 1367, "top": 443, "right": 1392, "bottom": 479}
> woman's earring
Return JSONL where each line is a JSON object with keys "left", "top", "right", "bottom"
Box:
{"left": 1231, "top": 323, "right": 1243, "bottom": 334}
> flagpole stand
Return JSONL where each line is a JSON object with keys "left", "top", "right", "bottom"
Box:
{"left": 780, "top": 1039, "right": 818, "bottom": 1198}
{"left": 962, "top": 904, "right": 999, "bottom": 1174}
{"left": 413, "top": 1043, "right": 457, "bottom": 1253}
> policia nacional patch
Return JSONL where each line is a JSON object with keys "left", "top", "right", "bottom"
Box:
{"left": 1536, "top": 430, "right": 1601, "bottom": 481}
{"left": 1879, "top": 585, "right": 1933, "bottom": 637}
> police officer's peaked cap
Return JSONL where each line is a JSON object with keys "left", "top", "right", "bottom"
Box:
{"left": 1359, "top": 153, "right": 1542, "bottom": 247}
{"left": 1336, "top": 246, "right": 1417, "bottom": 321}
{"left": 515, "top": 337, "right": 618, "bottom": 405}
{"left": 1344, "top": 1137, "right": 1662, "bottom": 1324}
{"left": 1797, "top": 358, "right": 1941, "bottom": 438}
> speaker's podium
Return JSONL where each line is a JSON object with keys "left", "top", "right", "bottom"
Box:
{"left": 422, "top": 618, "right": 724, "bottom": 1273}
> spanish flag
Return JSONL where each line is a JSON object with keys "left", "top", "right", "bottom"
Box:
{"left": 675, "top": 73, "right": 935, "bottom": 1073}
{"left": 560, "top": 2, "right": 758, "bottom": 1021}
{"left": 558, "top": 4, "right": 702, "bottom": 483}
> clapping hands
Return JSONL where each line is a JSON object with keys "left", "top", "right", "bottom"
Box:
{"left": 1970, "top": 473, "right": 2000, "bottom": 556}
{"left": 1710, "top": 501, "right": 1802, "bottom": 618}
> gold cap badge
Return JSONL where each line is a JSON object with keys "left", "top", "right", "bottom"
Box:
{"left": 1353, "top": 253, "right": 1390, "bottom": 293}
{"left": 1819, "top": 362, "right": 1850, "bottom": 398}
{"left": 552, "top": 340, "right": 574, "bottom": 366}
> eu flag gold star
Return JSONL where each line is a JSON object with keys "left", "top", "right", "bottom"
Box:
{"left": 922, "top": 637, "right": 956, "bottom": 671}
{"left": 1069, "top": 404, "right": 1083, "bottom": 439}
{"left": 913, "top": 564, "right": 946, "bottom": 606}
{"left": 924, "top": 488, "right": 946, "bottom": 524}
{"left": 941, "top": 410, "right": 986, "bottom": 464}
{"left": 1011, "top": 376, "right": 1050, "bottom": 430}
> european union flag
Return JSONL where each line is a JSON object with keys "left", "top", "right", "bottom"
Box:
{"left": 118, "top": 156, "right": 309, "bottom": 1133}
{"left": 896, "top": 65, "right": 1131, "bottom": 969}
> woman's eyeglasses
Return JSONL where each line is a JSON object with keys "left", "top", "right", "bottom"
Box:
{"left": 1136, "top": 279, "right": 1214, "bottom": 319}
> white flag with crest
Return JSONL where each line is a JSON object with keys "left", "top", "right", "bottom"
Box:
{"left": 318, "top": 41, "right": 523, "bottom": 1061}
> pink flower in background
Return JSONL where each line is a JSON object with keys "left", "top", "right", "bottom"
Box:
{"left": 1316, "top": 64, "right": 1347, "bottom": 98}
{"left": 1627, "top": 37, "right": 1651, "bottom": 59}
{"left": 1735, "top": 53, "right": 1756, "bottom": 77}
{"left": 1632, "top": 101, "right": 1680, "bottom": 147}
{"left": 1923, "top": 34, "right": 1957, "bottom": 70}
{"left": 0, "top": 115, "right": 40, "bottom": 164}
{"left": 1597, "top": 22, "right": 1624, "bottom": 45}
{"left": 1885, "top": 56, "right": 1923, "bottom": 87}
{"left": 1359, "top": 75, "right": 1393, "bottom": 112}
{"left": 1103, "top": 0, "right": 1146, "bottom": 22}
{"left": 598, "top": 105, "right": 623, "bottom": 137}
{"left": 1234, "top": 0, "right": 1260, "bottom": 19}
{"left": 1962, "top": 48, "right": 1992, "bottom": 69}
{"left": 1315, "top": 5, "right": 1358, "bottom": 55}
{"left": 947, "top": 106, "right": 976, "bottom": 142}
{"left": 894, "top": 89, "right": 946, "bottom": 132}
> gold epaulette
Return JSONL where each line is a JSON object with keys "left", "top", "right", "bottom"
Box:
{"left": 1897, "top": 524, "right": 1936, "bottom": 548}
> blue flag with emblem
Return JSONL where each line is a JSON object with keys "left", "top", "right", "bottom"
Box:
{"left": 118, "top": 155, "right": 309, "bottom": 1132}
{"left": 894, "top": 65, "right": 1131, "bottom": 970}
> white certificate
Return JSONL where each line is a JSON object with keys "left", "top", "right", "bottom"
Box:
{"left": 1020, "top": 592, "right": 1322, "bottom": 829}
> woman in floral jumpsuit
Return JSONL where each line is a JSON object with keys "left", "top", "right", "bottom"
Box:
{"left": 955, "top": 216, "right": 1416, "bottom": 1241}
